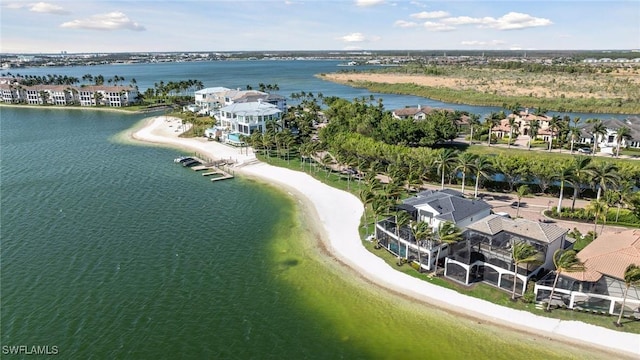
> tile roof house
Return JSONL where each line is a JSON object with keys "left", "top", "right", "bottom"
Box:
{"left": 375, "top": 189, "right": 491, "bottom": 272}
{"left": 445, "top": 214, "right": 568, "bottom": 295}
{"left": 534, "top": 229, "right": 640, "bottom": 316}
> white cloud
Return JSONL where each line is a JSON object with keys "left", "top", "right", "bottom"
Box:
{"left": 442, "top": 12, "right": 552, "bottom": 30}
{"left": 355, "top": 0, "right": 384, "bottom": 7}
{"left": 485, "top": 12, "right": 552, "bottom": 30}
{"left": 29, "top": 2, "right": 69, "bottom": 15}
{"left": 60, "top": 12, "right": 145, "bottom": 31}
{"left": 338, "top": 32, "right": 380, "bottom": 43}
{"left": 340, "top": 32, "right": 366, "bottom": 42}
{"left": 423, "top": 21, "right": 455, "bottom": 32}
{"left": 461, "top": 40, "right": 506, "bottom": 46}
{"left": 394, "top": 20, "right": 418, "bottom": 28}
{"left": 410, "top": 11, "right": 449, "bottom": 19}
{"left": 441, "top": 16, "right": 483, "bottom": 26}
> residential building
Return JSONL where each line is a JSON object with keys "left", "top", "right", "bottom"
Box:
{"left": 446, "top": 214, "right": 567, "bottom": 295}
{"left": 217, "top": 100, "right": 282, "bottom": 137}
{"left": 534, "top": 229, "right": 640, "bottom": 316}
{"left": 578, "top": 118, "right": 640, "bottom": 150}
{"left": 391, "top": 105, "right": 433, "bottom": 120}
{"left": 194, "top": 87, "right": 231, "bottom": 113}
{"left": 0, "top": 84, "right": 138, "bottom": 107}
{"left": 375, "top": 189, "right": 491, "bottom": 271}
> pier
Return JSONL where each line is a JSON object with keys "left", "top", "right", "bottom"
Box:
{"left": 174, "top": 155, "right": 235, "bottom": 182}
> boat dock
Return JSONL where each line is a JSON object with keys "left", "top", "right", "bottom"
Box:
{"left": 174, "top": 155, "right": 235, "bottom": 182}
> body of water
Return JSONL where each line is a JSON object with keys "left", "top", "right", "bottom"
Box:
{"left": 5, "top": 60, "right": 638, "bottom": 120}
{"left": 0, "top": 62, "right": 622, "bottom": 359}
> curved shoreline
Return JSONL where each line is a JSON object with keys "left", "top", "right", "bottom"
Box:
{"left": 129, "top": 115, "right": 639, "bottom": 358}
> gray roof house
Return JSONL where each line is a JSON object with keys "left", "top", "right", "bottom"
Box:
{"left": 375, "top": 189, "right": 491, "bottom": 272}
{"left": 578, "top": 117, "right": 640, "bottom": 150}
{"left": 445, "top": 214, "right": 568, "bottom": 295}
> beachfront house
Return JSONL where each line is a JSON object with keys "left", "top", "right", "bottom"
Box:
{"left": 375, "top": 189, "right": 491, "bottom": 271}
{"left": 193, "top": 87, "right": 287, "bottom": 116}
{"left": 217, "top": 100, "right": 282, "bottom": 138}
{"left": 534, "top": 229, "right": 640, "bottom": 317}
{"left": 194, "top": 87, "right": 231, "bottom": 114}
{"left": 445, "top": 214, "right": 567, "bottom": 295}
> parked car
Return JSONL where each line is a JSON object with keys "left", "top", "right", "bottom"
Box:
{"left": 577, "top": 148, "right": 592, "bottom": 154}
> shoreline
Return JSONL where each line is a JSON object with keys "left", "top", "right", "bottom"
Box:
{"left": 129, "top": 115, "right": 639, "bottom": 358}
{"left": 0, "top": 102, "right": 170, "bottom": 114}
{"left": 318, "top": 73, "right": 640, "bottom": 115}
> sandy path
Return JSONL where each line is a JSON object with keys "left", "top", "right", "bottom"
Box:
{"left": 130, "top": 116, "right": 640, "bottom": 358}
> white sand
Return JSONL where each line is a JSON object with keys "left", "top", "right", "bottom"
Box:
{"left": 132, "top": 116, "right": 640, "bottom": 358}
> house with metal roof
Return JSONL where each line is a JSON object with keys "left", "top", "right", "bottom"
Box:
{"left": 375, "top": 189, "right": 491, "bottom": 272}
{"left": 534, "top": 229, "right": 640, "bottom": 316}
{"left": 445, "top": 214, "right": 568, "bottom": 295}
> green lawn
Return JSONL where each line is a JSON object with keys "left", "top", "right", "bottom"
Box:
{"left": 259, "top": 151, "right": 640, "bottom": 334}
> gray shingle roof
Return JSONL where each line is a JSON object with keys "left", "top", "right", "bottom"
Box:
{"left": 579, "top": 117, "right": 640, "bottom": 141}
{"left": 403, "top": 189, "right": 490, "bottom": 223}
{"left": 466, "top": 214, "right": 567, "bottom": 244}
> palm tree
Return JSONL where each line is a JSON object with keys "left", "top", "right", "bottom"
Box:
{"left": 484, "top": 113, "right": 500, "bottom": 147}
{"left": 455, "top": 152, "right": 477, "bottom": 196}
{"left": 515, "top": 185, "right": 529, "bottom": 218}
{"left": 473, "top": 155, "right": 494, "bottom": 198}
{"left": 615, "top": 126, "right": 632, "bottom": 158}
{"left": 394, "top": 210, "right": 411, "bottom": 261}
{"left": 511, "top": 241, "right": 542, "bottom": 300}
{"left": 410, "top": 221, "right": 431, "bottom": 273}
{"left": 434, "top": 149, "right": 458, "bottom": 190}
{"left": 546, "top": 249, "right": 585, "bottom": 311}
{"left": 570, "top": 156, "right": 594, "bottom": 210}
{"left": 547, "top": 115, "right": 561, "bottom": 152}
{"left": 507, "top": 117, "right": 518, "bottom": 149}
{"left": 587, "top": 118, "right": 607, "bottom": 155}
{"left": 359, "top": 187, "right": 375, "bottom": 234}
{"left": 587, "top": 199, "right": 608, "bottom": 234}
{"left": 528, "top": 119, "right": 540, "bottom": 150}
{"left": 553, "top": 163, "right": 574, "bottom": 215}
{"left": 468, "top": 113, "right": 481, "bottom": 144}
{"left": 590, "top": 162, "right": 619, "bottom": 200}
{"left": 615, "top": 264, "right": 640, "bottom": 327}
{"left": 432, "top": 221, "right": 462, "bottom": 276}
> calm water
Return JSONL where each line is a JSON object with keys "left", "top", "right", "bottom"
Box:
{"left": 5, "top": 60, "right": 637, "bottom": 120}
{"left": 0, "top": 66, "right": 619, "bottom": 359}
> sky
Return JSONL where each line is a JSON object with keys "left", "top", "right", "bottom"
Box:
{"left": 1, "top": 0, "right": 639, "bottom": 53}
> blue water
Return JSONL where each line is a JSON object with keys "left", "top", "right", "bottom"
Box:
{"left": 5, "top": 60, "right": 637, "bottom": 120}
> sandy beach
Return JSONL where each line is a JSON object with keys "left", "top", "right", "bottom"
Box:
{"left": 131, "top": 115, "right": 639, "bottom": 358}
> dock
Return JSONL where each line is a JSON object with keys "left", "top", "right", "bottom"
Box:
{"left": 174, "top": 155, "right": 235, "bottom": 182}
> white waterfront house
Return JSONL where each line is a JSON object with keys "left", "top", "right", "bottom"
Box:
{"left": 193, "top": 87, "right": 287, "bottom": 116}
{"left": 217, "top": 100, "right": 282, "bottom": 136}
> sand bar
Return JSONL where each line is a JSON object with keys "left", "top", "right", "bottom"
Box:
{"left": 131, "top": 115, "right": 640, "bottom": 358}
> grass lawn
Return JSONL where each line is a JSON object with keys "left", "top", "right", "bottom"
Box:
{"left": 258, "top": 151, "right": 640, "bottom": 334}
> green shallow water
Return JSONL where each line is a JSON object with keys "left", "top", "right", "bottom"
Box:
{"left": 0, "top": 107, "right": 611, "bottom": 359}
